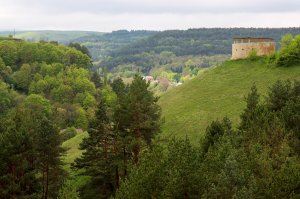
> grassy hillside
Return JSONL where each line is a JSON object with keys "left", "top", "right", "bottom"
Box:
{"left": 62, "top": 131, "right": 89, "bottom": 189}
{"left": 159, "top": 59, "right": 300, "bottom": 142}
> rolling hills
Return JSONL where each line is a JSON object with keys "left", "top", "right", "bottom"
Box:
{"left": 159, "top": 59, "right": 300, "bottom": 142}
{"left": 0, "top": 30, "right": 104, "bottom": 43}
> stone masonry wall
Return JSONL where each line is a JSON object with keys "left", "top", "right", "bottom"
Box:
{"left": 232, "top": 42, "right": 276, "bottom": 60}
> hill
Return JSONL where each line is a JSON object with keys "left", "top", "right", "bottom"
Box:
{"left": 72, "top": 30, "right": 157, "bottom": 61}
{"left": 0, "top": 30, "right": 104, "bottom": 43}
{"left": 159, "top": 59, "right": 300, "bottom": 142}
{"left": 102, "top": 28, "right": 300, "bottom": 70}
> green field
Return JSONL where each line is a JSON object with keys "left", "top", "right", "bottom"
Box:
{"left": 62, "top": 131, "right": 89, "bottom": 189}
{"left": 159, "top": 59, "right": 300, "bottom": 142}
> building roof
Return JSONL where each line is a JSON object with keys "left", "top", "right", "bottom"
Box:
{"left": 233, "top": 37, "right": 274, "bottom": 41}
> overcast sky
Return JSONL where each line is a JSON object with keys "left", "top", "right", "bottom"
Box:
{"left": 0, "top": 0, "right": 299, "bottom": 32}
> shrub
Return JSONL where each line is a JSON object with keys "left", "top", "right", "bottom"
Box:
{"left": 248, "top": 49, "right": 259, "bottom": 61}
{"left": 276, "top": 34, "right": 300, "bottom": 66}
{"left": 60, "top": 127, "right": 77, "bottom": 142}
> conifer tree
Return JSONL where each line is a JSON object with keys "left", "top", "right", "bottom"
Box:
{"left": 35, "top": 118, "right": 65, "bottom": 199}
{"left": 127, "top": 75, "right": 161, "bottom": 164}
{"left": 0, "top": 121, "right": 38, "bottom": 199}
{"left": 112, "top": 78, "right": 130, "bottom": 177}
{"left": 73, "top": 98, "right": 121, "bottom": 198}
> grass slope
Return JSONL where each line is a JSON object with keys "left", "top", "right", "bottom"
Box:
{"left": 62, "top": 131, "right": 89, "bottom": 189}
{"left": 159, "top": 59, "right": 300, "bottom": 142}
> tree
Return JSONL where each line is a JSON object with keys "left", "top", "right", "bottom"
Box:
{"left": 0, "top": 81, "right": 12, "bottom": 115}
{"left": 91, "top": 72, "right": 103, "bottom": 89}
{"left": 267, "top": 80, "right": 292, "bottom": 111}
{"left": 34, "top": 118, "right": 65, "bottom": 199}
{"left": 276, "top": 35, "right": 300, "bottom": 66}
{"left": 12, "top": 64, "right": 34, "bottom": 93}
{"left": 0, "top": 115, "right": 39, "bottom": 199}
{"left": 111, "top": 78, "right": 126, "bottom": 97}
{"left": 73, "top": 98, "right": 121, "bottom": 198}
{"left": 20, "top": 94, "right": 64, "bottom": 199}
{"left": 280, "top": 34, "right": 293, "bottom": 48}
{"left": 0, "top": 57, "right": 12, "bottom": 84}
{"left": 57, "top": 180, "right": 80, "bottom": 199}
{"left": 68, "top": 42, "right": 91, "bottom": 58}
{"left": 240, "top": 84, "right": 260, "bottom": 129}
{"left": 127, "top": 75, "right": 161, "bottom": 164}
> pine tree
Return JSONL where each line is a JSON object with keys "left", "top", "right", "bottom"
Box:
{"left": 13, "top": 95, "right": 65, "bottom": 199}
{"left": 73, "top": 98, "right": 121, "bottom": 198}
{"left": 34, "top": 118, "right": 65, "bottom": 199}
{"left": 127, "top": 75, "right": 161, "bottom": 164}
{"left": 112, "top": 78, "right": 130, "bottom": 177}
{"left": 240, "top": 84, "right": 260, "bottom": 129}
{"left": 0, "top": 125, "right": 38, "bottom": 199}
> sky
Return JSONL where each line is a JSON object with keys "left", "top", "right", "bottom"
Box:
{"left": 0, "top": 0, "right": 299, "bottom": 32}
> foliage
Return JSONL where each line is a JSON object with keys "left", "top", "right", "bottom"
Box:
{"left": 0, "top": 81, "right": 13, "bottom": 114}
{"left": 60, "top": 127, "right": 78, "bottom": 142}
{"left": 247, "top": 49, "right": 259, "bottom": 61}
{"left": 128, "top": 75, "right": 162, "bottom": 163}
{"left": 68, "top": 42, "right": 91, "bottom": 58}
{"left": 57, "top": 180, "right": 80, "bottom": 199}
{"left": 0, "top": 40, "right": 91, "bottom": 70}
{"left": 73, "top": 97, "right": 121, "bottom": 198}
{"left": 276, "top": 35, "right": 300, "bottom": 66}
{"left": 73, "top": 76, "right": 161, "bottom": 198}
{"left": 116, "top": 80, "right": 300, "bottom": 198}
{"left": 0, "top": 39, "right": 97, "bottom": 198}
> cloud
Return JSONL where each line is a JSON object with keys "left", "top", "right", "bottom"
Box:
{"left": 0, "top": 0, "right": 299, "bottom": 31}
{"left": 3, "top": 0, "right": 300, "bottom": 14}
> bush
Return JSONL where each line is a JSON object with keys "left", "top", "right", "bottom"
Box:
{"left": 248, "top": 49, "right": 259, "bottom": 61}
{"left": 276, "top": 34, "right": 300, "bottom": 66}
{"left": 60, "top": 127, "right": 77, "bottom": 142}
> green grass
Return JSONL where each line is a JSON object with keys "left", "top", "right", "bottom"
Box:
{"left": 159, "top": 59, "right": 300, "bottom": 143}
{"left": 62, "top": 131, "right": 90, "bottom": 189}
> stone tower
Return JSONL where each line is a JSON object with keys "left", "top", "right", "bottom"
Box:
{"left": 232, "top": 37, "right": 276, "bottom": 60}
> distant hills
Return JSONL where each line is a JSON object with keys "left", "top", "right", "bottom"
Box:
{"left": 100, "top": 28, "right": 300, "bottom": 70}
{"left": 2, "top": 28, "right": 300, "bottom": 65}
{"left": 0, "top": 30, "right": 104, "bottom": 43}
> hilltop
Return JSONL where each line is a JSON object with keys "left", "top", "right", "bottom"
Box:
{"left": 0, "top": 30, "right": 104, "bottom": 43}
{"left": 159, "top": 59, "right": 300, "bottom": 142}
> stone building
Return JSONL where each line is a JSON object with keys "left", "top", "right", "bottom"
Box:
{"left": 231, "top": 37, "right": 276, "bottom": 60}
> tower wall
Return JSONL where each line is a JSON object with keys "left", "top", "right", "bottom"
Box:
{"left": 232, "top": 42, "right": 276, "bottom": 60}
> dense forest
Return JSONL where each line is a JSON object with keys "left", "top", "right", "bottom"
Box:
{"left": 0, "top": 33, "right": 300, "bottom": 199}
{"left": 0, "top": 38, "right": 96, "bottom": 198}
{"left": 72, "top": 30, "right": 157, "bottom": 61}
{"left": 0, "top": 37, "right": 162, "bottom": 198}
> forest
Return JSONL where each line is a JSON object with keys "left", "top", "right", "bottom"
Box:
{"left": 100, "top": 28, "right": 300, "bottom": 70}
{"left": 0, "top": 33, "right": 300, "bottom": 199}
